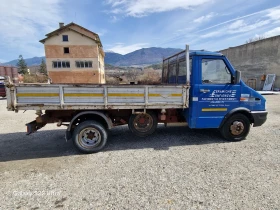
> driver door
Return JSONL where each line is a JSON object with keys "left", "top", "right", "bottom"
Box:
{"left": 194, "top": 56, "right": 240, "bottom": 128}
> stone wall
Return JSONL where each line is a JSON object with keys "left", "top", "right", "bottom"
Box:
{"left": 220, "top": 35, "right": 280, "bottom": 90}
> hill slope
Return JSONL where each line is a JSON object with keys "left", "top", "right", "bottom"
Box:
{"left": 121, "top": 47, "right": 182, "bottom": 66}
{"left": 4, "top": 47, "right": 182, "bottom": 67}
{"left": 4, "top": 56, "right": 45, "bottom": 66}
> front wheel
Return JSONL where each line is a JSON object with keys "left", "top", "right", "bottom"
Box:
{"left": 128, "top": 111, "right": 158, "bottom": 137}
{"left": 220, "top": 114, "right": 251, "bottom": 141}
{"left": 72, "top": 120, "right": 108, "bottom": 153}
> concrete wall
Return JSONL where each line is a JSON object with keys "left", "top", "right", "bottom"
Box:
{"left": 43, "top": 29, "right": 105, "bottom": 84}
{"left": 221, "top": 35, "right": 280, "bottom": 90}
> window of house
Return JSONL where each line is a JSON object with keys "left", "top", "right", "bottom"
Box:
{"left": 64, "top": 47, "right": 70, "bottom": 54}
{"left": 62, "top": 35, "right": 68, "bottom": 42}
{"left": 202, "top": 59, "right": 231, "bottom": 84}
{"left": 75, "top": 61, "right": 93, "bottom": 68}
{"left": 75, "top": 61, "right": 80, "bottom": 68}
{"left": 52, "top": 61, "right": 70, "bottom": 68}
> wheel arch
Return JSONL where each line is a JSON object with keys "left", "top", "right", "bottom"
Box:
{"left": 66, "top": 111, "right": 113, "bottom": 140}
{"left": 219, "top": 107, "right": 254, "bottom": 129}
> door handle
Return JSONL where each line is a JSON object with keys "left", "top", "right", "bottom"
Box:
{"left": 200, "top": 89, "right": 210, "bottom": 93}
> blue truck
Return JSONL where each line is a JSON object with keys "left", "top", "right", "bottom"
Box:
{"left": 5, "top": 45, "right": 268, "bottom": 153}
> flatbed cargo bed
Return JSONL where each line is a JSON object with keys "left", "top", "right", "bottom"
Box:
{"left": 6, "top": 83, "right": 189, "bottom": 111}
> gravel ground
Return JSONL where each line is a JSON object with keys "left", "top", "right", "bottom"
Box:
{"left": 0, "top": 95, "right": 279, "bottom": 209}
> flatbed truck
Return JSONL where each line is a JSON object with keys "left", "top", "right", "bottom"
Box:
{"left": 5, "top": 46, "right": 268, "bottom": 153}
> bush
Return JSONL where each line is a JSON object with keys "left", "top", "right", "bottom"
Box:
{"left": 105, "top": 75, "right": 120, "bottom": 85}
{"left": 23, "top": 74, "right": 48, "bottom": 83}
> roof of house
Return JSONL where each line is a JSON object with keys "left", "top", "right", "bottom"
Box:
{"left": 39, "top": 22, "right": 103, "bottom": 47}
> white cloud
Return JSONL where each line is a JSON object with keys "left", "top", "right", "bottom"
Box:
{"left": 106, "top": 0, "right": 212, "bottom": 17}
{"left": 228, "top": 20, "right": 246, "bottom": 30}
{"left": 194, "top": 12, "right": 216, "bottom": 23}
{"left": 201, "top": 30, "right": 221, "bottom": 38}
{"left": 266, "top": 8, "right": 280, "bottom": 21}
{"left": 110, "top": 16, "right": 118, "bottom": 23}
{"left": 228, "top": 20, "right": 270, "bottom": 34}
{"left": 201, "top": 19, "right": 271, "bottom": 39}
{"left": 196, "top": 6, "right": 280, "bottom": 34}
{"left": 107, "top": 43, "right": 149, "bottom": 54}
{"left": 0, "top": 0, "right": 63, "bottom": 59}
{"left": 264, "top": 27, "right": 280, "bottom": 38}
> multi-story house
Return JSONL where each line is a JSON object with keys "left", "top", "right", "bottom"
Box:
{"left": 40, "top": 22, "right": 105, "bottom": 84}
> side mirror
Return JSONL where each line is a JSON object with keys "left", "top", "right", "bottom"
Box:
{"left": 234, "top": 70, "right": 241, "bottom": 84}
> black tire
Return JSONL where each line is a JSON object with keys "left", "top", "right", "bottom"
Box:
{"left": 128, "top": 111, "right": 158, "bottom": 137}
{"left": 220, "top": 113, "right": 251, "bottom": 141}
{"left": 72, "top": 120, "right": 108, "bottom": 153}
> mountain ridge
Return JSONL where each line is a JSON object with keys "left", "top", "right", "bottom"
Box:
{"left": 3, "top": 47, "right": 183, "bottom": 67}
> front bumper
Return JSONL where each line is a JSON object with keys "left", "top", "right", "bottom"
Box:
{"left": 251, "top": 111, "right": 268, "bottom": 127}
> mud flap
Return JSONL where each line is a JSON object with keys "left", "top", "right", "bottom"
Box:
{"left": 26, "top": 120, "right": 46, "bottom": 135}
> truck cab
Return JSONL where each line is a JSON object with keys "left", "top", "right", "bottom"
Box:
{"left": 162, "top": 48, "right": 267, "bottom": 141}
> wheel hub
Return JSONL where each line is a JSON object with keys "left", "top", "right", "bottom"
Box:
{"left": 79, "top": 128, "right": 101, "bottom": 148}
{"left": 230, "top": 121, "right": 244, "bottom": 136}
{"left": 133, "top": 114, "right": 153, "bottom": 132}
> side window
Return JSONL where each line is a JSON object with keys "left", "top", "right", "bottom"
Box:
{"left": 162, "top": 61, "right": 168, "bottom": 83}
{"left": 168, "top": 63, "right": 176, "bottom": 84}
{"left": 202, "top": 59, "right": 231, "bottom": 84}
{"left": 178, "top": 60, "right": 186, "bottom": 84}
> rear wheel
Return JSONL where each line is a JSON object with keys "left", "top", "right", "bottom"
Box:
{"left": 73, "top": 120, "right": 108, "bottom": 153}
{"left": 128, "top": 111, "right": 158, "bottom": 137}
{"left": 220, "top": 113, "right": 251, "bottom": 141}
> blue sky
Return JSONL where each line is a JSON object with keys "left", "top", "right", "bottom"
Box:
{"left": 0, "top": 0, "right": 280, "bottom": 63}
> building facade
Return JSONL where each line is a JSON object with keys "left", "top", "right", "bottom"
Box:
{"left": 220, "top": 35, "right": 280, "bottom": 90}
{"left": 40, "top": 22, "right": 105, "bottom": 84}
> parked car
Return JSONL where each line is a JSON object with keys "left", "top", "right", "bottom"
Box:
{"left": 0, "top": 82, "right": 6, "bottom": 98}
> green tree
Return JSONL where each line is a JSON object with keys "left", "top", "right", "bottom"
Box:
{"left": 17, "top": 55, "right": 28, "bottom": 75}
{"left": 39, "top": 59, "right": 47, "bottom": 75}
